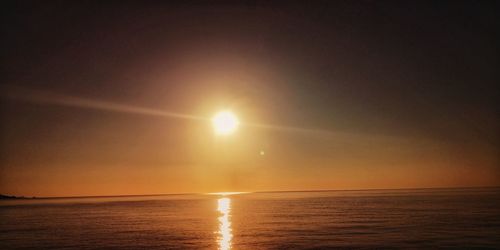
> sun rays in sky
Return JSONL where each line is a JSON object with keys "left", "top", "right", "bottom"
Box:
{"left": 1, "top": 0, "right": 498, "bottom": 197}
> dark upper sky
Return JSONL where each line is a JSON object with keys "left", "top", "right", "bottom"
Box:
{"left": 1, "top": 1, "right": 499, "bottom": 196}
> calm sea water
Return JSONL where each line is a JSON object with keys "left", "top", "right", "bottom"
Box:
{"left": 1, "top": 188, "right": 499, "bottom": 249}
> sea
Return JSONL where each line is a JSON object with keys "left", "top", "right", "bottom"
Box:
{"left": 1, "top": 187, "right": 499, "bottom": 249}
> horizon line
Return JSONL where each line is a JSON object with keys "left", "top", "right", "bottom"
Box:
{"left": 3, "top": 185, "right": 499, "bottom": 200}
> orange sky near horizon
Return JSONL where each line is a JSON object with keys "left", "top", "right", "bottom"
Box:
{"left": 1, "top": 88, "right": 498, "bottom": 197}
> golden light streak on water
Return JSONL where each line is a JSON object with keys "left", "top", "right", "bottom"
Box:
{"left": 216, "top": 197, "right": 232, "bottom": 250}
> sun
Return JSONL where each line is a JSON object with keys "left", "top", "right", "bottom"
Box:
{"left": 212, "top": 111, "right": 239, "bottom": 135}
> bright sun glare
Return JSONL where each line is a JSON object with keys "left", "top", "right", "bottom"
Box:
{"left": 212, "top": 111, "right": 239, "bottom": 135}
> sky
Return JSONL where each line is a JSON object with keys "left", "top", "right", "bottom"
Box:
{"left": 1, "top": 1, "right": 498, "bottom": 197}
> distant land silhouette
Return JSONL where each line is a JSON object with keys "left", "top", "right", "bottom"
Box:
{"left": 0, "top": 194, "right": 35, "bottom": 199}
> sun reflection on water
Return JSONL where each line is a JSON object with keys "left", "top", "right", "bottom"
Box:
{"left": 216, "top": 197, "right": 232, "bottom": 250}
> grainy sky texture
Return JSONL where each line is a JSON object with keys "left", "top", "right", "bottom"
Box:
{"left": 1, "top": 1, "right": 498, "bottom": 197}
